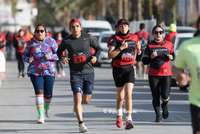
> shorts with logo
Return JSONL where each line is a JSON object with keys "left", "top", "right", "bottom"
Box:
{"left": 70, "top": 73, "right": 94, "bottom": 95}
{"left": 112, "top": 66, "right": 136, "bottom": 87}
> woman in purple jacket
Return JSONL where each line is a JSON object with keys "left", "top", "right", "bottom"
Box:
{"left": 23, "top": 24, "right": 58, "bottom": 124}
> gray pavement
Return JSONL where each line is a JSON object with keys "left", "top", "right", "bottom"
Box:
{"left": 0, "top": 60, "right": 192, "bottom": 134}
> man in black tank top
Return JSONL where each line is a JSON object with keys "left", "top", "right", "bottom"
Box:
{"left": 57, "top": 18, "right": 101, "bottom": 133}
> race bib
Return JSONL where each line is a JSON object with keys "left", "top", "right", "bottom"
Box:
{"left": 121, "top": 53, "right": 134, "bottom": 62}
{"left": 73, "top": 52, "right": 87, "bottom": 64}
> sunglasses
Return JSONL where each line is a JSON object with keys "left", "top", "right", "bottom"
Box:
{"left": 36, "top": 30, "right": 45, "bottom": 33}
{"left": 154, "top": 31, "right": 164, "bottom": 35}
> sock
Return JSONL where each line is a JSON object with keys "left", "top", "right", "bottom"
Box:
{"left": 117, "top": 109, "right": 122, "bottom": 116}
{"left": 79, "top": 121, "right": 84, "bottom": 125}
{"left": 126, "top": 115, "right": 132, "bottom": 121}
{"left": 35, "top": 94, "right": 44, "bottom": 116}
{"left": 44, "top": 96, "right": 52, "bottom": 110}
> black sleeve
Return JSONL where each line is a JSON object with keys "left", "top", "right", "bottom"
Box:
{"left": 57, "top": 38, "right": 66, "bottom": 60}
{"left": 13, "top": 37, "right": 18, "bottom": 48}
{"left": 170, "top": 51, "right": 175, "bottom": 61}
{"left": 109, "top": 36, "right": 117, "bottom": 47}
{"left": 89, "top": 35, "right": 102, "bottom": 59}
{"left": 142, "top": 45, "right": 152, "bottom": 65}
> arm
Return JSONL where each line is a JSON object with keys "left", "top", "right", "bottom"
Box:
{"left": 172, "top": 65, "right": 190, "bottom": 87}
{"left": 136, "top": 41, "right": 142, "bottom": 55}
{"left": 142, "top": 45, "right": 152, "bottom": 65}
{"left": 22, "top": 41, "right": 31, "bottom": 63}
{"left": 46, "top": 39, "right": 58, "bottom": 61}
{"left": 57, "top": 39, "right": 70, "bottom": 64}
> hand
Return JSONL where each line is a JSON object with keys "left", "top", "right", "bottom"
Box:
{"left": 90, "top": 56, "right": 97, "bottom": 64}
{"left": 29, "top": 56, "right": 33, "bottom": 63}
{"left": 151, "top": 51, "right": 157, "bottom": 59}
{"left": 18, "top": 42, "right": 21, "bottom": 46}
{"left": 45, "top": 54, "right": 50, "bottom": 60}
{"left": 137, "top": 50, "right": 142, "bottom": 55}
{"left": 120, "top": 40, "right": 128, "bottom": 50}
{"left": 61, "top": 57, "right": 70, "bottom": 65}
{"left": 176, "top": 73, "right": 190, "bottom": 87}
{"left": 167, "top": 54, "right": 173, "bottom": 60}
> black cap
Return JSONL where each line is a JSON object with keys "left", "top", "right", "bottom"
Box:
{"left": 117, "top": 19, "right": 129, "bottom": 27}
{"left": 18, "top": 29, "right": 24, "bottom": 32}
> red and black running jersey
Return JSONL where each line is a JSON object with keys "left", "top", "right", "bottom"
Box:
{"left": 0, "top": 34, "right": 6, "bottom": 52}
{"left": 164, "top": 31, "right": 178, "bottom": 42}
{"left": 13, "top": 35, "right": 27, "bottom": 53}
{"left": 142, "top": 40, "right": 174, "bottom": 76}
{"left": 109, "top": 33, "right": 139, "bottom": 68}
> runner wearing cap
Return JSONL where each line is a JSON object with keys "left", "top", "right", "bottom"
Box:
{"left": 164, "top": 23, "right": 178, "bottom": 42}
{"left": 108, "top": 19, "right": 141, "bottom": 129}
{"left": 57, "top": 18, "right": 102, "bottom": 133}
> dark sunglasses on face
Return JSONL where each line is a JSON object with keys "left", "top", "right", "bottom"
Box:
{"left": 154, "top": 31, "right": 164, "bottom": 35}
{"left": 36, "top": 30, "right": 45, "bottom": 33}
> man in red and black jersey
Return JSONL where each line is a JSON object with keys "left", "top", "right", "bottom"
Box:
{"left": 13, "top": 29, "right": 28, "bottom": 78}
{"left": 142, "top": 25, "right": 175, "bottom": 123}
{"left": 108, "top": 19, "right": 141, "bottom": 130}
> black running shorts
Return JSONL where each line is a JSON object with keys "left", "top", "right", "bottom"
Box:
{"left": 190, "top": 104, "right": 200, "bottom": 134}
{"left": 112, "top": 66, "right": 136, "bottom": 87}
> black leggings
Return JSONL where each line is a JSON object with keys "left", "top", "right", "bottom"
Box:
{"left": 16, "top": 52, "right": 24, "bottom": 73}
{"left": 55, "top": 60, "right": 63, "bottom": 73}
{"left": 148, "top": 75, "right": 171, "bottom": 116}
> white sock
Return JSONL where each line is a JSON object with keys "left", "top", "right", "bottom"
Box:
{"left": 117, "top": 109, "right": 122, "bottom": 116}
{"left": 126, "top": 115, "right": 132, "bottom": 121}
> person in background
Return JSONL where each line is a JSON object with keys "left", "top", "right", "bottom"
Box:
{"left": 108, "top": 19, "right": 141, "bottom": 130}
{"left": 5, "top": 31, "right": 13, "bottom": 60}
{"left": 86, "top": 29, "right": 96, "bottom": 56}
{"left": 13, "top": 29, "right": 27, "bottom": 78}
{"left": 172, "top": 16, "right": 200, "bottom": 134}
{"left": 23, "top": 24, "right": 58, "bottom": 124}
{"left": 0, "top": 32, "right": 6, "bottom": 87}
{"left": 142, "top": 25, "right": 174, "bottom": 122}
{"left": 55, "top": 32, "right": 65, "bottom": 77}
{"left": 164, "top": 23, "right": 178, "bottom": 42}
{"left": 24, "top": 29, "right": 34, "bottom": 41}
{"left": 135, "top": 23, "right": 149, "bottom": 79}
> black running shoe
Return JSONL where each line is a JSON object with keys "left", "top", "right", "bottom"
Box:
{"left": 155, "top": 115, "right": 162, "bottom": 122}
{"left": 162, "top": 105, "right": 169, "bottom": 119}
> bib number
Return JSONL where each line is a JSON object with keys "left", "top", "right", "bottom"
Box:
{"left": 73, "top": 52, "right": 87, "bottom": 64}
{"left": 121, "top": 53, "right": 133, "bottom": 62}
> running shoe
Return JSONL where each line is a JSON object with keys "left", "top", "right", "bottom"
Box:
{"left": 155, "top": 115, "right": 162, "bottom": 122}
{"left": 73, "top": 107, "right": 76, "bottom": 116}
{"left": 162, "top": 105, "right": 169, "bottom": 119}
{"left": 57, "top": 73, "right": 61, "bottom": 77}
{"left": 22, "top": 73, "right": 25, "bottom": 78}
{"left": 45, "top": 108, "right": 51, "bottom": 118}
{"left": 116, "top": 115, "right": 123, "bottom": 128}
{"left": 62, "top": 70, "right": 65, "bottom": 77}
{"left": 18, "top": 73, "right": 22, "bottom": 78}
{"left": 37, "top": 115, "right": 45, "bottom": 124}
{"left": 138, "top": 67, "right": 143, "bottom": 78}
{"left": 142, "top": 74, "right": 147, "bottom": 79}
{"left": 125, "top": 120, "right": 134, "bottom": 129}
{"left": 79, "top": 123, "right": 87, "bottom": 133}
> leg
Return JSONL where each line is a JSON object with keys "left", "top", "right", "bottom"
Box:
{"left": 43, "top": 75, "right": 55, "bottom": 118}
{"left": 148, "top": 75, "right": 161, "bottom": 121}
{"left": 74, "top": 92, "right": 83, "bottom": 122}
{"left": 15, "top": 52, "right": 21, "bottom": 76}
{"left": 30, "top": 75, "right": 45, "bottom": 123}
{"left": 143, "top": 64, "right": 147, "bottom": 75}
{"left": 116, "top": 86, "right": 125, "bottom": 110}
{"left": 124, "top": 83, "right": 134, "bottom": 116}
{"left": 160, "top": 76, "right": 171, "bottom": 119}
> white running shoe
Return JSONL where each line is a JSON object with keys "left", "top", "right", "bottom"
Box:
{"left": 45, "top": 109, "right": 51, "bottom": 118}
{"left": 142, "top": 74, "right": 147, "bottom": 79}
{"left": 37, "top": 115, "right": 45, "bottom": 124}
{"left": 79, "top": 123, "right": 87, "bottom": 133}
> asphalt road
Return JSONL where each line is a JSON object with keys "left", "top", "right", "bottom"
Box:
{"left": 0, "top": 61, "right": 192, "bottom": 134}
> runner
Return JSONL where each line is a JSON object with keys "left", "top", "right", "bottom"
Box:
{"left": 0, "top": 33, "right": 6, "bottom": 87}
{"left": 142, "top": 25, "right": 174, "bottom": 122}
{"left": 172, "top": 16, "right": 200, "bottom": 134}
{"left": 55, "top": 32, "right": 65, "bottom": 77}
{"left": 5, "top": 31, "right": 13, "bottom": 60}
{"left": 57, "top": 18, "right": 102, "bottom": 133}
{"left": 108, "top": 19, "right": 141, "bottom": 129}
{"left": 164, "top": 23, "right": 178, "bottom": 41}
{"left": 22, "top": 24, "right": 58, "bottom": 124}
{"left": 13, "top": 29, "right": 28, "bottom": 78}
{"left": 135, "top": 23, "right": 149, "bottom": 79}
